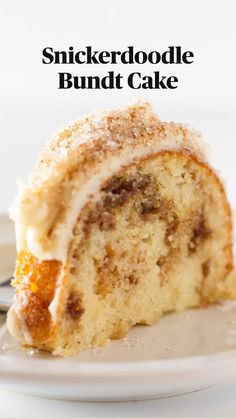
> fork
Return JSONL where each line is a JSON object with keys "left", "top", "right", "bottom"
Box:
{"left": 0, "top": 302, "right": 10, "bottom": 313}
{"left": 0, "top": 277, "right": 12, "bottom": 286}
{"left": 0, "top": 277, "right": 12, "bottom": 313}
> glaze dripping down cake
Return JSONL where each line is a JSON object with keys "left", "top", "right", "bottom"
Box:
{"left": 7, "top": 101, "right": 235, "bottom": 356}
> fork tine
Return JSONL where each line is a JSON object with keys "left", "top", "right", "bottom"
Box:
{"left": 0, "top": 302, "right": 10, "bottom": 313}
{"left": 0, "top": 277, "right": 13, "bottom": 286}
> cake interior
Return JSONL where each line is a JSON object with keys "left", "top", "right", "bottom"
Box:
{"left": 11, "top": 151, "right": 233, "bottom": 355}
{"left": 52, "top": 151, "right": 232, "bottom": 354}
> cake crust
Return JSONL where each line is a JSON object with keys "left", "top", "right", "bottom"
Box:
{"left": 10, "top": 101, "right": 207, "bottom": 261}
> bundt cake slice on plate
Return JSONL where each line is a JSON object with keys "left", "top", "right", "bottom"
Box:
{"left": 7, "top": 101, "right": 235, "bottom": 356}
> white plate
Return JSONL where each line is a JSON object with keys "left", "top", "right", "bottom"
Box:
{"left": 1, "top": 214, "right": 236, "bottom": 401}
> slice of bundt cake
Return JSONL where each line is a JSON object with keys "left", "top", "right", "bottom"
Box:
{"left": 7, "top": 101, "right": 235, "bottom": 356}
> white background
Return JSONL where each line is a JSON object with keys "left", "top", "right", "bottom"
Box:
{"left": 0, "top": 0, "right": 236, "bottom": 417}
